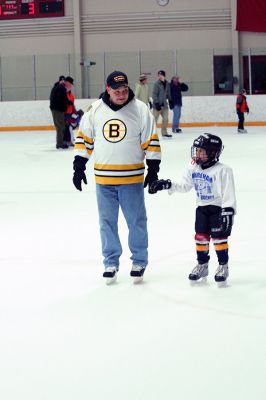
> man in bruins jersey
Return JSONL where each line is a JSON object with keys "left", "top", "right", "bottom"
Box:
{"left": 73, "top": 71, "right": 161, "bottom": 284}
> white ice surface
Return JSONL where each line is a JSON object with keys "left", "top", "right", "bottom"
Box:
{"left": 0, "top": 127, "right": 266, "bottom": 400}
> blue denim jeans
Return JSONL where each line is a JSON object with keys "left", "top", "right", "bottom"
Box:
{"left": 172, "top": 104, "right": 182, "bottom": 130}
{"left": 96, "top": 183, "right": 148, "bottom": 269}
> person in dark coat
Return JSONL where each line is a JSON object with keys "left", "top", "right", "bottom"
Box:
{"left": 170, "top": 75, "right": 188, "bottom": 133}
{"left": 152, "top": 70, "right": 172, "bottom": 138}
{"left": 49, "top": 76, "right": 70, "bottom": 149}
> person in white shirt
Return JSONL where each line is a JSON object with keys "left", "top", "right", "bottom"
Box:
{"left": 72, "top": 71, "right": 161, "bottom": 284}
{"left": 135, "top": 74, "right": 151, "bottom": 108}
{"left": 149, "top": 133, "right": 236, "bottom": 283}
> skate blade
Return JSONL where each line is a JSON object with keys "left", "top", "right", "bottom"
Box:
{"left": 189, "top": 276, "right": 208, "bottom": 286}
{"left": 133, "top": 276, "right": 144, "bottom": 284}
{"left": 217, "top": 280, "right": 228, "bottom": 288}
{"left": 105, "top": 275, "right": 117, "bottom": 285}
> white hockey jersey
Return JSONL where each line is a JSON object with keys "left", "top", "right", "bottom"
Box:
{"left": 74, "top": 98, "right": 161, "bottom": 185}
{"left": 169, "top": 161, "right": 237, "bottom": 212}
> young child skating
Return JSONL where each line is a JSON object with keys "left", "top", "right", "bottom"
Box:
{"left": 149, "top": 133, "right": 236, "bottom": 283}
{"left": 236, "top": 88, "right": 249, "bottom": 133}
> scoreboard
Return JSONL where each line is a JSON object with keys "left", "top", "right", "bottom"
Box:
{"left": 0, "top": 0, "right": 64, "bottom": 19}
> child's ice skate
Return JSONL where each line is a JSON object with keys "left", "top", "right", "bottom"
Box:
{"left": 214, "top": 263, "right": 229, "bottom": 286}
{"left": 130, "top": 265, "right": 145, "bottom": 284}
{"left": 189, "top": 263, "right": 209, "bottom": 281}
{"left": 103, "top": 266, "right": 118, "bottom": 285}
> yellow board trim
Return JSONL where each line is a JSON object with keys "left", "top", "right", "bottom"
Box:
{"left": 0, "top": 125, "right": 55, "bottom": 131}
{"left": 1, "top": 121, "right": 266, "bottom": 132}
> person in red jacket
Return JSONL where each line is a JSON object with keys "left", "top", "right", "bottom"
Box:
{"left": 236, "top": 88, "right": 249, "bottom": 133}
{"left": 64, "top": 76, "right": 76, "bottom": 145}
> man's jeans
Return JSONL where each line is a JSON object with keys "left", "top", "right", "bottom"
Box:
{"left": 172, "top": 104, "right": 182, "bottom": 130}
{"left": 96, "top": 183, "right": 148, "bottom": 269}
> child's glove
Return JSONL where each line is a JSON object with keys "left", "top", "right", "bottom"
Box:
{"left": 149, "top": 179, "right": 172, "bottom": 194}
{"left": 212, "top": 207, "right": 234, "bottom": 237}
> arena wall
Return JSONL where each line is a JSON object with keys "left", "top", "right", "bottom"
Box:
{"left": 0, "top": 95, "right": 265, "bottom": 131}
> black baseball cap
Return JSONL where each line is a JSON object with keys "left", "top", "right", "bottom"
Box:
{"left": 158, "top": 70, "right": 166, "bottom": 76}
{"left": 106, "top": 71, "right": 128, "bottom": 89}
{"left": 65, "top": 76, "right": 74, "bottom": 85}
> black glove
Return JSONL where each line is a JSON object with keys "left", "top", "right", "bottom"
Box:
{"left": 169, "top": 101, "right": 173, "bottom": 110}
{"left": 149, "top": 101, "right": 152, "bottom": 110}
{"left": 144, "top": 170, "right": 158, "bottom": 192}
{"left": 77, "top": 109, "right": 84, "bottom": 117}
{"left": 73, "top": 156, "right": 88, "bottom": 191}
{"left": 246, "top": 107, "right": 249, "bottom": 114}
{"left": 180, "top": 83, "right": 189, "bottom": 92}
{"left": 149, "top": 179, "right": 172, "bottom": 194}
{"left": 212, "top": 207, "right": 234, "bottom": 237}
{"left": 155, "top": 103, "right": 161, "bottom": 111}
{"left": 144, "top": 159, "right": 161, "bottom": 193}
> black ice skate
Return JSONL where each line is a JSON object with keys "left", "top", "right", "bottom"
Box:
{"left": 103, "top": 266, "right": 117, "bottom": 285}
{"left": 214, "top": 263, "right": 229, "bottom": 282}
{"left": 130, "top": 265, "right": 145, "bottom": 284}
{"left": 189, "top": 263, "right": 209, "bottom": 281}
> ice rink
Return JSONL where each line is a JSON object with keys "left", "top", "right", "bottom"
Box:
{"left": 0, "top": 126, "right": 266, "bottom": 400}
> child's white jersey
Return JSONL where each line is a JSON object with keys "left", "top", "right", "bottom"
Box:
{"left": 169, "top": 162, "right": 237, "bottom": 212}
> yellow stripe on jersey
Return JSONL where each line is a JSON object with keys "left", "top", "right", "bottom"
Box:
{"left": 94, "top": 162, "right": 145, "bottom": 171}
{"left": 75, "top": 131, "right": 94, "bottom": 155}
{"left": 75, "top": 142, "right": 93, "bottom": 155}
{"left": 146, "top": 144, "right": 161, "bottom": 152}
{"left": 141, "top": 133, "right": 160, "bottom": 150}
{"left": 83, "top": 134, "right": 94, "bottom": 144}
{"left": 95, "top": 175, "right": 144, "bottom": 185}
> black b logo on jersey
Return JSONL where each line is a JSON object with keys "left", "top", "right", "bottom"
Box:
{"left": 103, "top": 119, "right": 127, "bottom": 143}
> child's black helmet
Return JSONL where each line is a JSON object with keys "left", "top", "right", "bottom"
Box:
{"left": 191, "top": 133, "right": 224, "bottom": 168}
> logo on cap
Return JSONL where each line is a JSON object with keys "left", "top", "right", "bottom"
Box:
{"left": 114, "top": 75, "right": 126, "bottom": 83}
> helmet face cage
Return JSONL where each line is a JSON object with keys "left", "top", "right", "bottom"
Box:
{"left": 191, "top": 134, "right": 223, "bottom": 167}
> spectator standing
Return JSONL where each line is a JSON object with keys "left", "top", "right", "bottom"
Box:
{"left": 152, "top": 70, "right": 172, "bottom": 138}
{"left": 72, "top": 71, "right": 161, "bottom": 285}
{"left": 49, "top": 76, "right": 69, "bottom": 149}
{"left": 135, "top": 74, "right": 152, "bottom": 108}
{"left": 170, "top": 75, "right": 189, "bottom": 133}
{"left": 236, "top": 88, "right": 249, "bottom": 133}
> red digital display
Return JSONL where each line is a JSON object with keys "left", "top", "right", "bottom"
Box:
{"left": 0, "top": 0, "right": 64, "bottom": 19}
